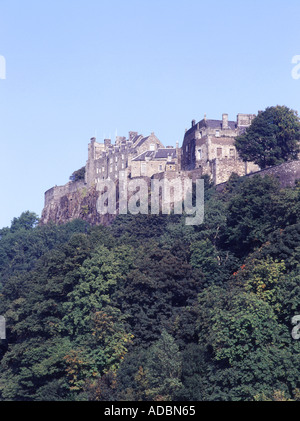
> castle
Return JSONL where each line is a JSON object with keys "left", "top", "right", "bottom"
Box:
{"left": 84, "top": 112, "right": 260, "bottom": 187}
{"left": 181, "top": 113, "right": 260, "bottom": 183}
{"left": 40, "top": 112, "right": 263, "bottom": 225}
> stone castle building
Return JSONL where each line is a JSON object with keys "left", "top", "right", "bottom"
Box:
{"left": 41, "top": 112, "right": 265, "bottom": 225}
{"left": 181, "top": 113, "right": 260, "bottom": 184}
{"left": 85, "top": 131, "right": 179, "bottom": 186}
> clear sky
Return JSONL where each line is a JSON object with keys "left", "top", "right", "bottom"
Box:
{"left": 0, "top": 0, "right": 300, "bottom": 228}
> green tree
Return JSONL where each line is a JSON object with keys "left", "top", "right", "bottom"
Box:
{"left": 224, "top": 175, "right": 282, "bottom": 256}
{"left": 235, "top": 105, "right": 300, "bottom": 169}
{"left": 233, "top": 256, "right": 286, "bottom": 312}
{"left": 10, "top": 211, "right": 39, "bottom": 233}
{"left": 115, "top": 242, "right": 201, "bottom": 345}
{"left": 175, "top": 343, "right": 211, "bottom": 401}
{"left": 196, "top": 285, "right": 300, "bottom": 400}
{"left": 142, "top": 330, "right": 183, "bottom": 401}
{"left": 0, "top": 233, "right": 92, "bottom": 400}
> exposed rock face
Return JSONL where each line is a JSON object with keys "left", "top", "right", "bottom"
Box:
{"left": 40, "top": 183, "right": 115, "bottom": 226}
{"left": 40, "top": 160, "right": 300, "bottom": 227}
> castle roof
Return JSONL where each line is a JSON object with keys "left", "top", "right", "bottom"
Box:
{"left": 135, "top": 136, "right": 151, "bottom": 148}
{"left": 132, "top": 135, "right": 143, "bottom": 145}
{"left": 204, "top": 119, "right": 237, "bottom": 130}
{"left": 132, "top": 148, "right": 177, "bottom": 162}
{"left": 185, "top": 118, "right": 237, "bottom": 136}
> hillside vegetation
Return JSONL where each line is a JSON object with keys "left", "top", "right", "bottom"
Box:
{"left": 0, "top": 174, "right": 300, "bottom": 401}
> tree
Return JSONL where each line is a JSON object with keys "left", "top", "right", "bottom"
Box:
{"left": 114, "top": 242, "right": 201, "bottom": 345}
{"left": 70, "top": 167, "right": 86, "bottom": 182}
{"left": 196, "top": 285, "right": 300, "bottom": 400}
{"left": 0, "top": 232, "right": 92, "bottom": 401}
{"left": 224, "top": 175, "right": 282, "bottom": 256}
{"left": 235, "top": 106, "right": 300, "bottom": 169}
{"left": 142, "top": 330, "right": 183, "bottom": 401}
{"left": 10, "top": 211, "right": 39, "bottom": 233}
{"left": 233, "top": 256, "right": 286, "bottom": 312}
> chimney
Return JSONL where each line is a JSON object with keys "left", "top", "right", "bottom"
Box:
{"left": 222, "top": 114, "right": 229, "bottom": 129}
{"left": 104, "top": 139, "right": 111, "bottom": 148}
{"left": 129, "top": 131, "right": 138, "bottom": 142}
{"left": 192, "top": 119, "right": 196, "bottom": 127}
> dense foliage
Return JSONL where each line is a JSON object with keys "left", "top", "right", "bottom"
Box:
{"left": 70, "top": 167, "right": 86, "bottom": 182}
{"left": 235, "top": 106, "right": 300, "bottom": 169}
{"left": 0, "top": 174, "right": 299, "bottom": 401}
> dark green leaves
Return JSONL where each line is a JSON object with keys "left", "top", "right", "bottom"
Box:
{"left": 235, "top": 106, "right": 300, "bottom": 169}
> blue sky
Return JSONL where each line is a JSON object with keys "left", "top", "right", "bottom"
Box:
{"left": 0, "top": 0, "right": 300, "bottom": 228}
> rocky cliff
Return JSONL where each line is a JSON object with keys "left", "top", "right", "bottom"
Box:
{"left": 40, "top": 182, "right": 115, "bottom": 226}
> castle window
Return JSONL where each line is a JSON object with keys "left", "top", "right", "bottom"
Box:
{"left": 141, "top": 163, "right": 146, "bottom": 175}
{"left": 159, "top": 164, "right": 163, "bottom": 171}
{"left": 230, "top": 148, "right": 235, "bottom": 158}
{"left": 217, "top": 148, "right": 222, "bottom": 157}
{"left": 110, "top": 165, "right": 112, "bottom": 173}
{"left": 216, "top": 130, "right": 220, "bottom": 137}
{"left": 198, "top": 149, "right": 202, "bottom": 160}
{"left": 115, "top": 156, "right": 118, "bottom": 162}
{"left": 150, "top": 144, "right": 155, "bottom": 151}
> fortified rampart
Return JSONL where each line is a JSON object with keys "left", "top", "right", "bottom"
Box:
{"left": 216, "top": 160, "right": 300, "bottom": 191}
{"left": 44, "top": 180, "right": 86, "bottom": 207}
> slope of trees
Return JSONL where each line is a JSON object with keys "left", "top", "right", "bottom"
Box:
{"left": 0, "top": 172, "right": 300, "bottom": 401}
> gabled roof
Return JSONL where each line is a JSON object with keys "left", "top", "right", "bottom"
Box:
{"left": 132, "top": 135, "right": 143, "bottom": 145}
{"left": 134, "top": 136, "right": 150, "bottom": 148}
{"left": 132, "top": 148, "right": 177, "bottom": 162}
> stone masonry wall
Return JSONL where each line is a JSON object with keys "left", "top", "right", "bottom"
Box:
{"left": 44, "top": 180, "right": 86, "bottom": 207}
{"left": 216, "top": 160, "right": 300, "bottom": 191}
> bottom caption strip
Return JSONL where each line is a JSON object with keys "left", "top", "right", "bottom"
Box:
{"left": 103, "top": 405, "right": 196, "bottom": 418}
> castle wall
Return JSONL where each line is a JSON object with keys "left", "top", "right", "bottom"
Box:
{"left": 247, "top": 160, "right": 300, "bottom": 187}
{"left": 44, "top": 180, "right": 86, "bottom": 207}
{"left": 212, "top": 158, "right": 248, "bottom": 184}
{"left": 216, "top": 160, "right": 300, "bottom": 191}
{"left": 131, "top": 158, "right": 177, "bottom": 178}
